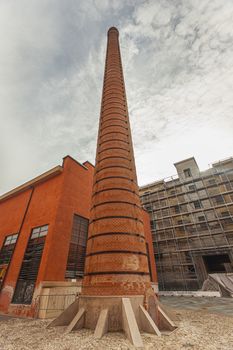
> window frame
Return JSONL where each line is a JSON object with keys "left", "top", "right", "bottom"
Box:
{"left": 193, "top": 200, "right": 202, "bottom": 209}
{"left": 183, "top": 168, "right": 192, "bottom": 178}
{"left": 12, "top": 224, "right": 49, "bottom": 305}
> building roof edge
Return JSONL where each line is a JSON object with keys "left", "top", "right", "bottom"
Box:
{"left": 83, "top": 160, "right": 95, "bottom": 168}
{"left": 0, "top": 165, "right": 63, "bottom": 203}
{"left": 173, "top": 156, "right": 198, "bottom": 167}
{"left": 62, "top": 155, "right": 91, "bottom": 170}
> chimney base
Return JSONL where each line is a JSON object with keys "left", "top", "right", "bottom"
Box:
{"left": 49, "top": 295, "right": 177, "bottom": 348}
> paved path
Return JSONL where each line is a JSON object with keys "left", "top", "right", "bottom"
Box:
{"left": 161, "top": 296, "right": 233, "bottom": 317}
{"left": 0, "top": 314, "right": 31, "bottom": 321}
{"left": 0, "top": 314, "right": 14, "bottom": 321}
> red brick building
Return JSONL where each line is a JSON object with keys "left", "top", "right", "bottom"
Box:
{"left": 0, "top": 155, "right": 156, "bottom": 317}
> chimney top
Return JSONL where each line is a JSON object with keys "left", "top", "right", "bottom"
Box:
{"left": 108, "top": 27, "right": 119, "bottom": 35}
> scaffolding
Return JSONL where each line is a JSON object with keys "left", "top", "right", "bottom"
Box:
{"left": 140, "top": 158, "right": 233, "bottom": 291}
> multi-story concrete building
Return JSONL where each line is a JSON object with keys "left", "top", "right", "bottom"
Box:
{"left": 0, "top": 155, "right": 156, "bottom": 317}
{"left": 140, "top": 157, "right": 233, "bottom": 291}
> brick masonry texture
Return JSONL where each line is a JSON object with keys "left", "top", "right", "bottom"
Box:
{"left": 0, "top": 157, "right": 94, "bottom": 316}
{"left": 82, "top": 27, "right": 152, "bottom": 296}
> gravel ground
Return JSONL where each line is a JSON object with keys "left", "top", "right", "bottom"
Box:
{"left": 0, "top": 298, "right": 233, "bottom": 350}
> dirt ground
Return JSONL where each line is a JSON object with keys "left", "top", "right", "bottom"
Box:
{"left": 0, "top": 298, "right": 233, "bottom": 350}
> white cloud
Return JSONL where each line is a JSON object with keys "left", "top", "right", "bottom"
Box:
{"left": 119, "top": 0, "right": 233, "bottom": 183}
{"left": 0, "top": 0, "right": 233, "bottom": 193}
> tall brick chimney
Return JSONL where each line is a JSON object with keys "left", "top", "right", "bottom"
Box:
{"left": 50, "top": 28, "right": 176, "bottom": 347}
{"left": 82, "top": 27, "right": 152, "bottom": 297}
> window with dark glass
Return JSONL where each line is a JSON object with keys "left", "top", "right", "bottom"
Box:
{"left": 208, "top": 179, "right": 216, "bottom": 185}
{"left": 189, "top": 185, "right": 196, "bottom": 191}
{"left": 146, "top": 243, "right": 152, "bottom": 281}
{"left": 193, "top": 200, "right": 202, "bottom": 209}
{"left": 0, "top": 234, "right": 18, "bottom": 265}
{"left": 65, "top": 214, "right": 89, "bottom": 279}
{"left": 188, "top": 265, "right": 195, "bottom": 274}
{"left": 214, "top": 195, "right": 224, "bottom": 204}
{"left": 151, "top": 219, "right": 157, "bottom": 228}
{"left": 198, "top": 216, "right": 208, "bottom": 229}
{"left": 144, "top": 204, "right": 152, "bottom": 211}
{"left": 144, "top": 191, "right": 151, "bottom": 196}
{"left": 221, "top": 212, "right": 233, "bottom": 225}
{"left": 12, "top": 225, "right": 48, "bottom": 305}
{"left": 184, "top": 168, "right": 192, "bottom": 178}
{"left": 0, "top": 234, "right": 18, "bottom": 289}
{"left": 174, "top": 205, "right": 180, "bottom": 213}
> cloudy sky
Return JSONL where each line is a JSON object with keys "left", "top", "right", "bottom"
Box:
{"left": 1, "top": 0, "right": 233, "bottom": 194}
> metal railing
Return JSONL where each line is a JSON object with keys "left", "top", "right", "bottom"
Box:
{"left": 35, "top": 293, "right": 77, "bottom": 318}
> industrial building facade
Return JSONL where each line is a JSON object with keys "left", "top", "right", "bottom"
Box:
{"left": 140, "top": 157, "right": 233, "bottom": 291}
{"left": 0, "top": 156, "right": 94, "bottom": 316}
{"left": 0, "top": 156, "right": 156, "bottom": 317}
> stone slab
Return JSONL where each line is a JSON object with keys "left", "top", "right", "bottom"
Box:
{"left": 65, "top": 307, "right": 85, "bottom": 334}
{"left": 158, "top": 304, "right": 177, "bottom": 331}
{"left": 94, "top": 308, "right": 109, "bottom": 339}
{"left": 139, "top": 305, "right": 161, "bottom": 336}
{"left": 122, "top": 298, "right": 143, "bottom": 349}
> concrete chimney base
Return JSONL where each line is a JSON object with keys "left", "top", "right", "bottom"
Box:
{"left": 49, "top": 295, "right": 177, "bottom": 348}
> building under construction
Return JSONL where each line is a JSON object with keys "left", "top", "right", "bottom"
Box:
{"left": 140, "top": 157, "right": 233, "bottom": 291}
